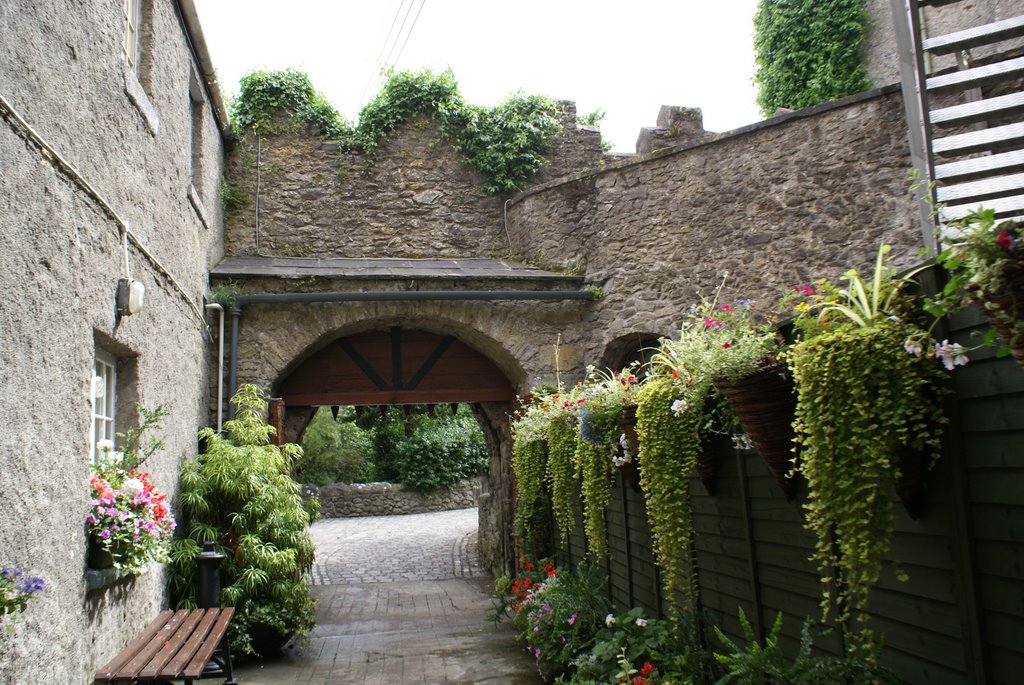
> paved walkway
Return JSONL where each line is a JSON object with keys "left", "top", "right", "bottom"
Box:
{"left": 232, "top": 508, "right": 539, "bottom": 685}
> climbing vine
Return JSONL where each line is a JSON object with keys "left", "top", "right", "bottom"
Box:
{"left": 753, "top": 0, "right": 871, "bottom": 115}
{"left": 229, "top": 68, "right": 561, "bottom": 195}
{"left": 635, "top": 375, "right": 706, "bottom": 626}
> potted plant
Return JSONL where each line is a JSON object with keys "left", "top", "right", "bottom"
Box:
{"left": 168, "top": 384, "right": 316, "bottom": 658}
{"left": 786, "top": 244, "right": 949, "bottom": 649}
{"left": 933, "top": 209, "right": 1024, "bottom": 367}
{"left": 86, "top": 406, "right": 176, "bottom": 574}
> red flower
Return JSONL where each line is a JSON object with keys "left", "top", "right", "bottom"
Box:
{"left": 671, "top": 370, "right": 679, "bottom": 379}
{"left": 997, "top": 230, "right": 1013, "bottom": 251}
{"left": 547, "top": 569, "right": 558, "bottom": 577}
{"left": 544, "top": 563, "right": 554, "bottom": 571}
{"left": 523, "top": 562, "right": 533, "bottom": 572}
{"left": 720, "top": 303, "right": 732, "bottom": 312}
{"left": 631, "top": 677, "right": 647, "bottom": 685}
{"left": 640, "top": 662, "right": 655, "bottom": 676}
{"left": 722, "top": 341, "right": 732, "bottom": 349}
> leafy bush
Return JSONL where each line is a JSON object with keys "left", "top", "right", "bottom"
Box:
{"left": 168, "top": 384, "right": 316, "bottom": 658}
{"left": 230, "top": 68, "right": 349, "bottom": 138}
{"left": 753, "top": 0, "right": 871, "bottom": 115}
{"left": 388, "top": 408, "right": 488, "bottom": 490}
{"left": 714, "top": 609, "right": 899, "bottom": 684}
{"left": 506, "top": 561, "right": 611, "bottom": 680}
{"left": 230, "top": 68, "right": 561, "bottom": 195}
{"left": 295, "top": 406, "right": 375, "bottom": 485}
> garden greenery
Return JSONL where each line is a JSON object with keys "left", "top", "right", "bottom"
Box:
{"left": 788, "top": 250, "right": 948, "bottom": 648}
{"left": 169, "top": 384, "right": 316, "bottom": 658}
{"left": 230, "top": 68, "right": 561, "bottom": 194}
{"left": 753, "top": 0, "right": 871, "bottom": 115}
{"left": 634, "top": 374, "right": 706, "bottom": 626}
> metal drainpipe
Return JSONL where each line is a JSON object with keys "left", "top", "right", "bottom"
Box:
{"left": 223, "top": 288, "right": 595, "bottom": 419}
{"left": 228, "top": 304, "right": 241, "bottom": 420}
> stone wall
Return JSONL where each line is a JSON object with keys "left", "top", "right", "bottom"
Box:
{"left": 223, "top": 103, "right": 606, "bottom": 260}
{"left": 505, "top": 87, "right": 923, "bottom": 381}
{"left": 309, "top": 479, "right": 480, "bottom": 518}
{"left": 0, "top": 1, "right": 224, "bottom": 682}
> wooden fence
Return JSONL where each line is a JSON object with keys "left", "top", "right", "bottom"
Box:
{"left": 555, "top": 308, "right": 1024, "bottom": 684}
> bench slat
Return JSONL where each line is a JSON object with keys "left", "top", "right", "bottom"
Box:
{"left": 115, "top": 609, "right": 201, "bottom": 679}
{"left": 93, "top": 610, "right": 176, "bottom": 681}
{"left": 183, "top": 608, "right": 235, "bottom": 679}
{"left": 137, "top": 608, "right": 210, "bottom": 679}
{"left": 158, "top": 609, "right": 219, "bottom": 678}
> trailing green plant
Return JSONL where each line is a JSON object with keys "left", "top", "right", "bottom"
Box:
{"left": 168, "top": 384, "right": 316, "bottom": 658}
{"left": 753, "top": 0, "right": 871, "bottom": 115}
{"left": 512, "top": 435, "right": 550, "bottom": 549}
{"left": 713, "top": 609, "right": 898, "bottom": 684}
{"left": 634, "top": 373, "right": 707, "bottom": 627}
{"left": 574, "top": 366, "right": 641, "bottom": 558}
{"left": 787, "top": 247, "right": 949, "bottom": 649}
{"left": 548, "top": 412, "right": 580, "bottom": 546}
{"left": 207, "top": 280, "right": 242, "bottom": 308}
{"left": 230, "top": 68, "right": 349, "bottom": 138}
{"left": 230, "top": 68, "right": 561, "bottom": 195}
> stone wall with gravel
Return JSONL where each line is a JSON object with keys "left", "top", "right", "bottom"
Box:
{"left": 309, "top": 480, "right": 481, "bottom": 518}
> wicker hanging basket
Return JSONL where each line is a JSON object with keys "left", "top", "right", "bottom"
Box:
{"left": 970, "top": 260, "right": 1024, "bottom": 368}
{"left": 714, "top": 363, "right": 799, "bottom": 500}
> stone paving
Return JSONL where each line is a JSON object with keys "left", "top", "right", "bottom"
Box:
{"left": 232, "top": 508, "right": 540, "bottom": 685}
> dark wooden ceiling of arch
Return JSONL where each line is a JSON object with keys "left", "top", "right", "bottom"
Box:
{"left": 278, "top": 327, "right": 515, "bottom": 406}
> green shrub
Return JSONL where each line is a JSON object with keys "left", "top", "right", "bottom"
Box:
{"left": 168, "top": 384, "right": 316, "bottom": 658}
{"left": 753, "top": 0, "right": 871, "bottom": 115}
{"left": 295, "top": 406, "right": 375, "bottom": 485}
{"left": 389, "top": 409, "right": 488, "bottom": 490}
{"left": 230, "top": 68, "right": 349, "bottom": 138}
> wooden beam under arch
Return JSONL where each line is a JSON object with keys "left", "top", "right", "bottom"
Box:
{"left": 278, "top": 329, "right": 515, "bottom": 406}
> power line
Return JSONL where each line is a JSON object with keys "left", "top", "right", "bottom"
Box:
{"left": 381, "top": 0, "right": 418, "bottom": 66}
{"left": 360, "top": 0, "right": 411, "bottom": 108}
{"left": 392, "top": 0, "right": 427, "bottom": 68}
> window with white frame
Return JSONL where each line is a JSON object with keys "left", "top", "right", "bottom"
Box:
{"left": 122, "top": 0, "right": 141, "bottom": 72}
{"left": 91, "top": 348, "right": 118, "bottom": 462}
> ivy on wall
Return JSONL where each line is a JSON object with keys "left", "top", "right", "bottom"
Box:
{"left": 229, "top": 68, "right": 561, "bottom": 195}
{"left": 753, "top": 0, "right": 872, "bottom": 116}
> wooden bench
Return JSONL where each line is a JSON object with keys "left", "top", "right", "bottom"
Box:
{"left": 94, "top": 607, "right": 238, "bottom": 684}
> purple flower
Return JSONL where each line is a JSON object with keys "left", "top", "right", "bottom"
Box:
{"left": 16, "top": 576, "right": 44, "bottom": 594}
{"left": 567, "top": 612, "right": 577, "bottom": 625}
{"left": 100, "top": 530, "right": 110, "bottom": 540}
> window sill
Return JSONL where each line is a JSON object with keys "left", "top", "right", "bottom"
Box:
{"left": 124, "top": 66, "right": 159, "bottom": 136}
{"left": 85, "top": 566, "right": 132, "bottom": 592}
{"left": 188, "top": 184, "right": 210, "bottom": 230}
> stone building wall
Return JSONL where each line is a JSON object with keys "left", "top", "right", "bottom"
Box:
{"left": 0, "top": 1, "right": 224, "bottom": 682}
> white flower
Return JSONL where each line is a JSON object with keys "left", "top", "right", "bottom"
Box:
{"left": 612, "top": 452, "right": 632, "bottom": 467}
{"left": 635, "top": 617, "right": 648, "bottom": 628}
{"left": 903, "top": 338, "right": 923, "bottom": 357}
{"left": 732, "top": 433, "right": 754, "bottom": 451}
{"left": 670, "top": 399, "right": 688, "bottom": 417}
{"left": 605, "top": 613, "right": 617, "bottom": 627}
{"left": 121, "top": 477, "right": 145, "bottom": 498}
{"left": 934, "top": 340, "right": 969, "bottom": 370}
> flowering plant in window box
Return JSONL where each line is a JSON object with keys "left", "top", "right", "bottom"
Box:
{"left": 86, "top": 406, "right": 176, "bottom": 575}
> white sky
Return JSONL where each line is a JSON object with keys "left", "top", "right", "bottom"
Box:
{"left": 192, "top": 1, "right": 763, "bottom": 154}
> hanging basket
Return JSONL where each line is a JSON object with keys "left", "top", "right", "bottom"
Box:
{"left": 87, "top": 536, "right": 114, "bottom": 570}
{"left": 969, "top": 260, "right": 1024, "bottom": 368}
{"left": 714, "top": 363, "right": 798, "bottom": 500}
{"left": 618, "top": 406, "right": 642, "bottom": 491}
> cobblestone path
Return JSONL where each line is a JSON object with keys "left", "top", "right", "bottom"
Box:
{"left": 232, "top": 508, "right": 539, "bottom": 685}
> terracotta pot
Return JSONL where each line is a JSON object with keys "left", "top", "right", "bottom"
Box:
{"left": 714, "top": 363, "right": 799, "bottom": 500}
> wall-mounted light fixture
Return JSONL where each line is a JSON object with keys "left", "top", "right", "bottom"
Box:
{"left": 116, "top": 277, "right": 145, "bottom": 316}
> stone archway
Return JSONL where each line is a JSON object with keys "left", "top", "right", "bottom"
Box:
{"left": 268, "top": 321, "right": 525, "bottom": 574}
